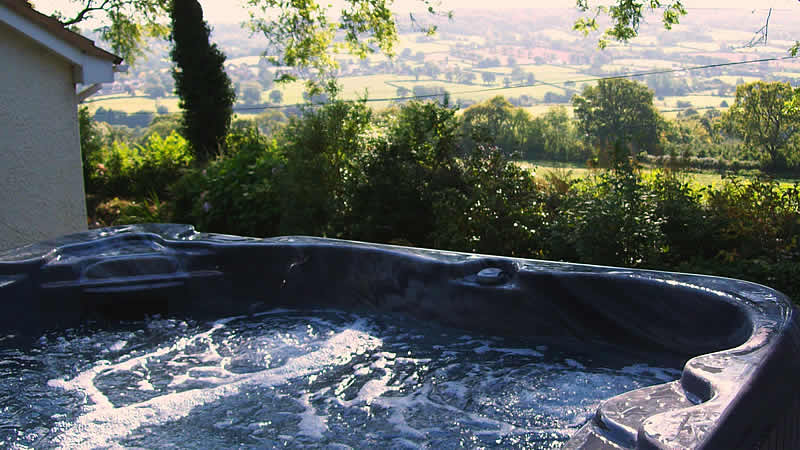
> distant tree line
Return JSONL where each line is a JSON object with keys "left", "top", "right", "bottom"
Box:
{"left": 91, "top": 79, "right": 800, "bottom": 173}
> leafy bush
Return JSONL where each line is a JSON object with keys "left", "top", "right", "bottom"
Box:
{"left": 80, "top": 96, "right": 800, "bottom": 304}
{"left": 171, "top": 125, "right": 285, "bottom": 237}
{"left": 87, "top": 131, "right": 193, "bottom": 199}
{"left": 79, "top": 106, "right": 104, "bottom": 190}
{"left": 645, "top": 170, "right": 713, "bottom": 263}
{"left": 555, "top": 161, "right": 666, "bottom": 267}
{"left": 345, "top": 100, "right": 463, "bottom": 246}
{"left": 92, "top": 194, "right": 171, "bottom": 227}
{"left": 705, "top": 177, "right": 800, "bottom": 262}
{"left": 639, "top": 154, "right": 760, "bottom": 172}
{"left": 278, "top": 100, "right": 374, "bottom": 236}
{"left": 432, "top": 146, "right": 549, "bottom": 258}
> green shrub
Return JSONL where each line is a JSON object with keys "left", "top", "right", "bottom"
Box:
{"left": 639, "top": 153, "right": 761, "bottom": 172}
{"left": 278, "top": 100, "right": 374, "bottom": 236}
{"left": 646, "top": 170, "right": 714, "bottom": 262}
{"left": 344, "top": 100, "right": 462, "bottom": 246}
{"left": 557, "top": 161, "right": 666, "bottom": 267}
{"left": 79, "top": 106, "right": 104, "bottom": 191}
{"left": 88, "top": 131, "right": 193, "bottom": 199}
{"left": 432, "top": 145, "right": 549, "bottom": 258}
{"left": 91, "top": 194, "right": 170, "bottom": 227}
{"left": 171, "top": 125, "right": 285, "bottom": 237}
{"left": 705, "top": 177, "right": 800, "bottom": 262}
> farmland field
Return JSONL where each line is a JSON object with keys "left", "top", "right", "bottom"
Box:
{"left": 83, "top": 95, "right": 181, "bottom": 114}
{"left": 517, "top": 161, "right": 800, "bottom": 188}
{"left": 85, "top": 8, "right": 796, "bottom": 128}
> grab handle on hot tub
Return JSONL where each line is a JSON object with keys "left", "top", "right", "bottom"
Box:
{"left": 39, "top": 255, "right": 223, "bottom": 293}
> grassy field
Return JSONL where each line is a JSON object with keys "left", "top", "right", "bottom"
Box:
{"left": 81, "top": 87, "right": 732, "bottom": 120}
{"left": 613, "top": 58, "right": 680, "bottom": 69}
{"left": 774, "top": 71, "right": 800, "bottom": 78}
{"left": 82, "top": 22, "right": 788, "bottom": 123}
{"left": 516, "top": 161, "right": 800, "bottom": 188}
{"left": 396, "top": 34, "right": 452, "bottom": 53}
{"left": 83, "top": 95, "right": 181, "bottom": 114}
{"left": 710, "top": 29, "right": 758, "bottom": 42}
{"left": 516, "top": 64, "right": 590, "bottom": 82}
{"left": 674, "top": 41, "right": 721, "bottom": 52}
{"left": 656, "top": 95, "right": 734, "bottom": 117}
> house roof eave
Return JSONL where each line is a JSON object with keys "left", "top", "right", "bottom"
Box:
{"left": 0, "top": 0, "right": 123, "bottom": 84}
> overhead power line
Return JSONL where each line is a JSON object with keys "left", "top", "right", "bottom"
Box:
{"left": 89, "top": 54, "right": 797, "bottom": 115}
{"left": 231, "top": 54, "right": 797, "bottom": 112}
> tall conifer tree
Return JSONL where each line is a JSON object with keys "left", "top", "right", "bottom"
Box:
{"left": 169, "top": 0, "right": 235, "bottom": 161}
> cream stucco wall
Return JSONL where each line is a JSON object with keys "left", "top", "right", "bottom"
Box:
{"left": 0, "top": 22, "right": 87, "bottom": 251}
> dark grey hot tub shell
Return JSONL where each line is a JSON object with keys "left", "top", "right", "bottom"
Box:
{"left": 0, "top": 224, "right": 798, "bottom": 449}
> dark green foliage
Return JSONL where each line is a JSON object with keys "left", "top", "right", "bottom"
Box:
{"left": 87, "top": 132, "right": 193, "bottom": 199}
{"left": 460, "top": 96, "right": 517, "bottom": 151}
{"left": 573, "top": 79, "right": 664, "bottom": 156}
{"left": 557, "top": 160, "right": 666, "bottom": 267}
{"left": 432, "top": 146, "right": 548, "bottom": 258}
{"left": 169, "top": 0, "right": 235, "bottom": 162}
{"left": 144, "top": 113, "right": 183, "bottom": 139}
{"left": 705, "top": 177, "right": 800, "bottom": 262}
{"left": 93, "top": 107, "right": 154, "bottom": 128}
{"left": 460, "top": 98, "right": 587, "bottom": 162}
{"left": 411, "top": 85, "right": 450, "bottom": 103}
{"left": 171, "top": 126, "right": 285, "bottom": 236}
{"left": 345, "top": 100, "right": 463, "bottom": 246}
{"left": 646, "top": 170, "right": 712, "bottom": 263}
{"left": 79, "top": 106, "right": 104, "bottom": 191}
{"left": 278, "top": 100, "right": 374, "bottom": 236}
{"left": 525, "top": 107, "right": 589, "bottom": 162}
{"left": 722, "top": 81, "right": 800, "bottom": 170}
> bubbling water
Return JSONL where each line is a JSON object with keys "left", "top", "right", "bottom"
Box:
{"left": 0, "top": 309, "right": 681, "bottom": 449}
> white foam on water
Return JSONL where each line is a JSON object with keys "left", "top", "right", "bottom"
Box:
{"left": 48, "top": 316, "right": 235, "bottom": 410}
{"left": 48, "top": 360, "right": 115, "bottom": 410}
{"left": 3, "top": 310, "right": 686, "bottom": 448}
{"left": 49, "top": 317, "right": 382, "bottom": 449}
{"left": 297, "top": 392, "right": 328, "bottom": 438}
{"left": 462, "top": 339, "right": 544, "bottom": 357}
{"left": 375, "top": 381, "right": 540, "bottom": 439}
{"left": 108, "top": 340, "right": 127, "bottom": 352}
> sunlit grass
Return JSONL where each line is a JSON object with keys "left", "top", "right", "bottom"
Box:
{"left": 82, "top": 95, "right": 181, "bottom": 114}
{"left": 515, "top": 160, "right": 799, "bottom": 188}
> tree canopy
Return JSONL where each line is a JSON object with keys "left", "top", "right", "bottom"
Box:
{"left": 170, "top": 0, "right": 235, "bottom": 161}
{"left": 49, "top": 0, "right": 443, "bottom": 76}
{"left": 572, "top": 78, "right": 663, "bottom": 156}
{"left": 573, "top": 0, "right": 686, "bottom": 49}
{"left": 46, "top": 0, "right": 170, "bottom": 65}
{"left": 722, "top": 81, "right": 800, "bottom": 170}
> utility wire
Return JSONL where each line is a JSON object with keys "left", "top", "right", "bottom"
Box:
{"left": 88, "top": 54, "right": 797, "bottom": 115}
{"left": 231, "top": 54, "right": 798, "bottom": 112}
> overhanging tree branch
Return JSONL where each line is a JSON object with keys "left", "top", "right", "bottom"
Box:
{"left": 60, "top": 0, "right": 112, "bottom": 26}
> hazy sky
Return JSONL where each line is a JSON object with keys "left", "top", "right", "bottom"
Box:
{"left": 33, "top": 0, "right": 800, "bottom": 26}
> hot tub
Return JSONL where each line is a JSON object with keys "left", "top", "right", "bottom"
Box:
{"left": 0, "top": 224, "right": 798, "bottom": 449}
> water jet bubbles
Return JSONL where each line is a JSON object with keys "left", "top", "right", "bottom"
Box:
{"left": 0, "top": 309, "right": 681, "bottom": 448}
